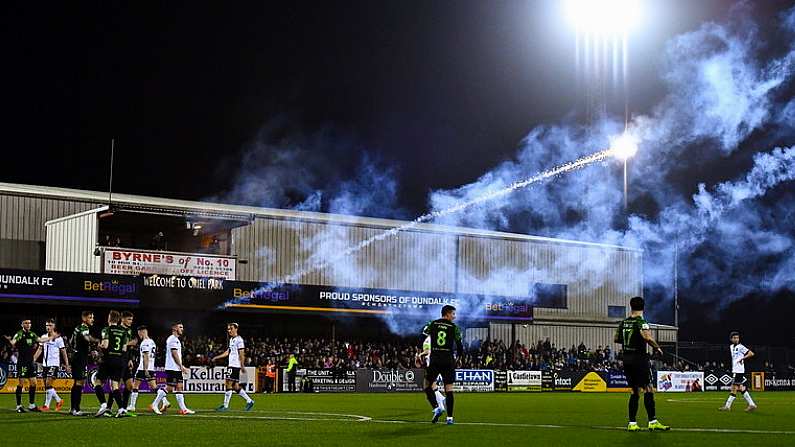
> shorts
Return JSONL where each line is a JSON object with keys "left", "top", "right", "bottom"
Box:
{"left": 17, "top": 363, "right": 36, "bottom": 379}
{"left": 622, "top": 357, "right": 653, "bottom": 389}
{"left": 227, "top": 367, "right": 241, "bottom": 382}
{"left": 96, "top": 356, "right": 126, "bottom": 382}
{"left": 42, "top": 366, "right": 59, "bottom": 379}
{"left": 733, "top": 373, "right": 747, "bottom": 386}
{"left": 134, "top": 370, "right": 155, "bottom": 381}
{"left": 72, "top": 356, "right": 88, "bottom": 381}
{"left": 427, "top": 356, "right": 455, "bottom": 386}
{"left": 122, "top": 362, "right": 135, "bottom": 382}
{"left": 165, "top": 370, "right": 183, "bottom": 386}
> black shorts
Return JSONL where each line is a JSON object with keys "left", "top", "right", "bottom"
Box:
{"left": 72, "top": 356, "right": 88, "bottom": 381}
{"left": 227, "top": 367, "right": 241, "bottom": 382}
{"left": 17, "top": 363, "right": 36, "bottom": 379}
{"left": 427, "top": 356, "right": 455, "bottom": 386}
{"left": 134, "top": 370, "right": 155, "bottom": 381}
{"left": 165, "top": 370, "right": 183, "bottom": 386}
{"left": 97, "top": 356, "right": 126, "bottom": 382}
{"left": 733, "top": 373, "right": 747, "bottom": 385}
{"left": 122, "top": 362, "right": 135, "bottom": 382}
{"left": 42, "top": 366, "right": 59, "bottom": 379}
{"left": 623, "top": 357, "right": 653, "bottom": 389}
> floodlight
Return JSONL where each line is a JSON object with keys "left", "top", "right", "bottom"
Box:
{"left": 565, "top": 0, "right": 641, "bottom": 35}
{"left": 610, "top": 132, "right": 638, "bottom": 160}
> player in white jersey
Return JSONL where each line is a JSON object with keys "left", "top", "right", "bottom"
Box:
{"left": 127, "top": 325, "right": 169, "bottom": 414}
{"left": 211, "top": 323, "right": 255, "bottom": 411}
{"left": 719, "top": 331, "right": 757, "bottom": 412}
{"left": 418, "top": 335, "right": 445, "bottom": 411}
{"left": 39, "top": 319, "right": 70, "bottom": 412}
{"left": 151, "top": 322, "right": 193, "bottom": 415}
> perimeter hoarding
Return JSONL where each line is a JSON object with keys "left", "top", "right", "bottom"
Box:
{"left": 282, "top": 369, "right": 356, "bottom": 392}
{"left": 356, "top": 369, "right": 426, "bottom": 392}
{"left": 0, "top": 268, "right": 140, "bottom": 306}
{"left": 506, "top": 370, "right": 542, "bottom": 391}
{"left": 0, "top": 365, "right": 256, "bottom": 394}
{"left": 657, "top": 371, "right": 705, "bottom": 392}
{"left": 224, "top": 283, "right": 534, "bottom": 321}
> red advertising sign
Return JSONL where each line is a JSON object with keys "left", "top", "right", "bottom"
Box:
{"left": 102, "top": 248, "right": 236, "bottom": 280}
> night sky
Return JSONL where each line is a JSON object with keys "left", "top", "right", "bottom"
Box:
{"left": 1, "top": 1, "right": 794, "bottom": 347}
{"left": 2, "top": 0, "right": 763, "bottom": 206}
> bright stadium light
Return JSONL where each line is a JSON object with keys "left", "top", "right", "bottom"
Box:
{"left": 610, "top": 132, "right": 638, "bottom": 160}
{"left": 565, "top": 0, "right": 641, "bottom": 35}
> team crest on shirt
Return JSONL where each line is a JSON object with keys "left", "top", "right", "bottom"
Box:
{"left": 0, "top": 364, "right": 8, "bottom": 387}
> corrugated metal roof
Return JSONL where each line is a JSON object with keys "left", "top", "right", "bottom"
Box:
{"left": 0, "top": 182, "right": 642, "bottom": 252}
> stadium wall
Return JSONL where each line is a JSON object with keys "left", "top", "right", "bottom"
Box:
{"left": 0, "top": 182, "right": 668, "bottom": 349}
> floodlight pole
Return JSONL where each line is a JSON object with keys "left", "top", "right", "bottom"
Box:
{"left": 674, "top": 240, "right": 679, "bottom": 360}
{"left": 108, "top": 138, "right": 115, "bottom": 206}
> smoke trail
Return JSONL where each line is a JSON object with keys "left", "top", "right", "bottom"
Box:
{"left": 279, "top": 148, "right": 615, "bottom": 286}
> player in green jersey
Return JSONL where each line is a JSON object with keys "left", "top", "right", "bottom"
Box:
{"left": 4, "top": 319, "right": 42, "bottom": 413}
{"left": 422, "top": 305, "right": 463, "bottom": 425}
{"left": 69, "top": 311, "right": 98, "bottom": 416}
{"left": 120, "top": 311, "right": 138, "bottom": 414}
{"left": 615, "top": 297, "right": 670, "bottom": 432}
{"left": 93, "top": 310, "right": 129, "bottom": 417}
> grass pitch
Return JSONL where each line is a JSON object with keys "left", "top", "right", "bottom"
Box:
{"left": 2, "top": 391, "right": 793, "bottom": 446}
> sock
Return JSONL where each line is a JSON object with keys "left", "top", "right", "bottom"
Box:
{"left": 107, "top": 390, "right": 114, "bottom": 411}
{"left": 742, "top": 391, "right": 756, "bottom": 407}
{"left": 446, "top": 391, "right": 455, "bottom": 417}
{"left": 153, "top": 389, "right": 167, "bottom": 408}
{"left": 44, "top": 387, "right": 53, "bottom": 407}
{"left": 175, "top": 393, "right": 187, "bottom": 411}
{"left": 29, "top": 387, "right": 36, "bottom": 406}
{"left": 72, "top": 385, "right": 83, "bottom": 411}
{"left": 435, "top": 390, "right": 445, "bottom": 408}
{"left": 628, "top": 392, "right": 640, "bottom": 422}
{"left": 223, "top": 390, "right": 233, "bottom": 408}
{"left": 15, "top": 386, "right": 22, "bottom": 407}
{"left": 123, "top": 388, "right": 131, "bottom": 408}
{"left": 238, "top": 388, "right": 253, "bottom": 404}
{"left": 163, "top": 396, "right": 170, "bottom": 407}
{"left": 112, "top": 389, "right": 123, "bottom": 410}
{"left": 424, "top": 387, "right": 438, "bottom": 410}
{"left": 94, "top": 385, "right": 106, "bottom": 404}
{"left": 70, "top": 385, "right": 78, "bottom": 411}
{"left": 726, "top": 393, "right": 736, "bottom": 408}
{"left": 643, "top": 392, "right": 656, "bottom": 421}
{"left": 129, "top": 391, "right": 139, "bottom": 409}
{"left": 52, "top": 389, "right": 62, "bottom": 403}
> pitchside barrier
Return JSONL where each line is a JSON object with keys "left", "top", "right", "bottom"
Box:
{"left": 5, "top": 363, "right": 794, "bottom": 393}
{"left": 0, "top": 364, "right": 256, "bottom": 394}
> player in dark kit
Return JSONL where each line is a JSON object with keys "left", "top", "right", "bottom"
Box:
{"left": 93, "top": 310, "right": 130, "bottom": 417}
{"left": 4, "top": 319, "right": 42, "bottom": 413}
{"left": 615, "top": 297, "right": 670, "bottom": 432}
{"left": 422, "top": 305, "right": 463, "bottom": 425}
{"left": 119, "top": 311, "right": 138, "bottom": 414}
{"left": 70, "top": 311, "right": 99, "bottom": 416}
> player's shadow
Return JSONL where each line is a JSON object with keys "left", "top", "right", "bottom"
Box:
{"left": 364, "top": 420, "right": 436, "bottom": 439}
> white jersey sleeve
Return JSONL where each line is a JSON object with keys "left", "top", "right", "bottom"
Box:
{"left": 731, "top": 343, "right": 749, "bottom": 374}
{"left": 165, "top": 335, "right": 182, "bottom": 371}
{"left": 228, "top": 336, "right": 245, "bottom": 368}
